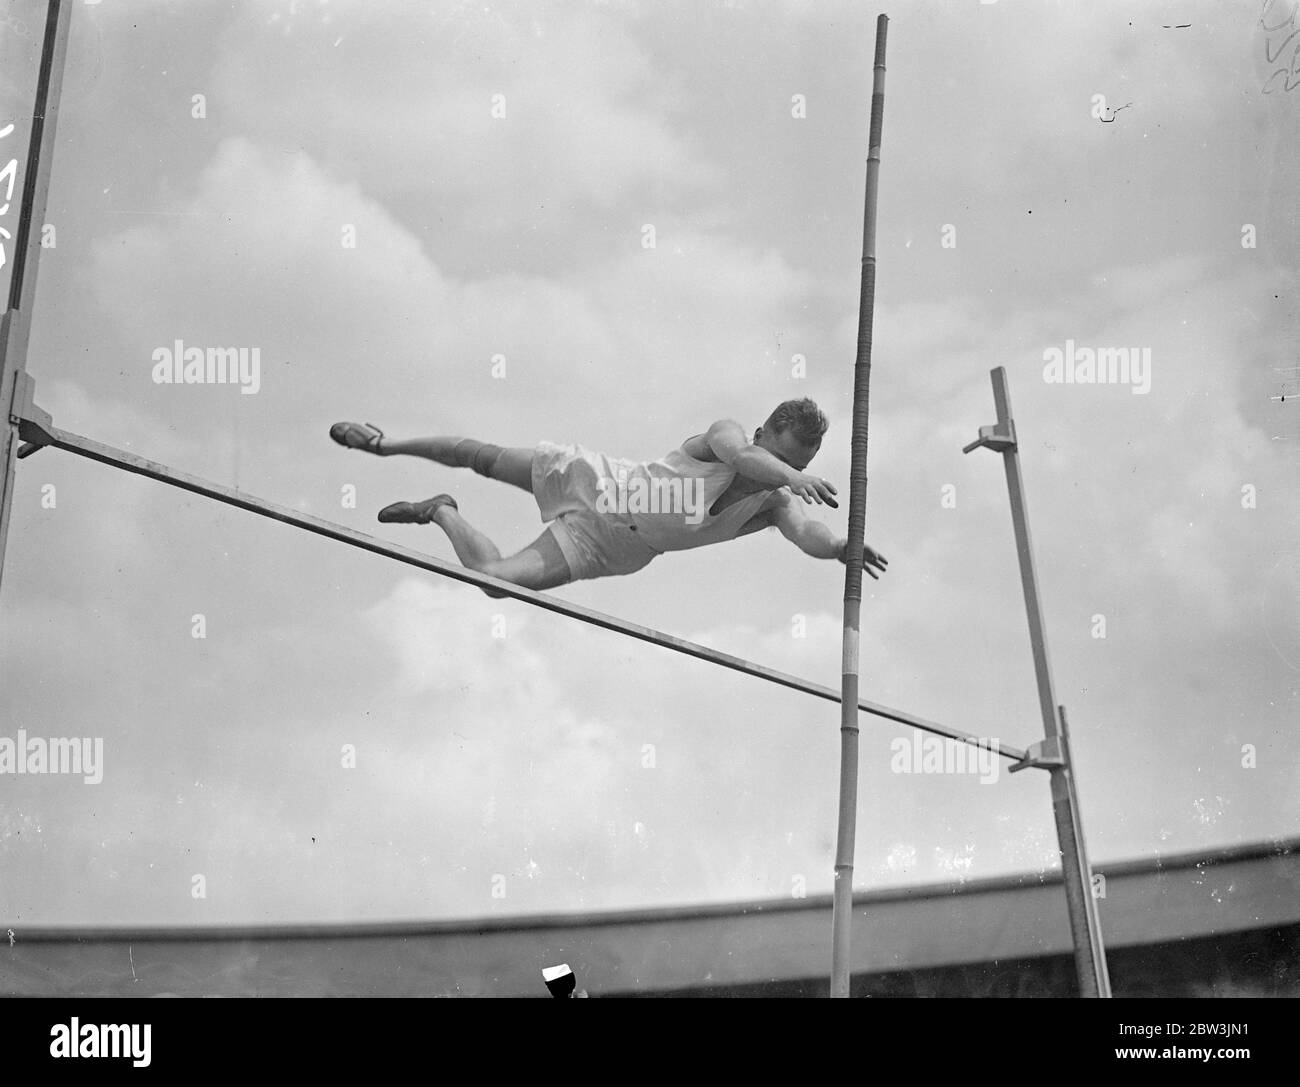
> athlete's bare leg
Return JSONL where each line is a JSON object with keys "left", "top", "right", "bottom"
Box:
{"left": 378, "top": 494, "right": 570, "bottom": 598}
{"left": 431, "top": 508, "right": 571, "bottom": 598}
{"left": 376, "top": 436, "right": 534, "bottom": 494}
{"left": 426, "top": 503, "right": 501, "bottom": 569}
{"left": 335, "top": 424, "right": 560, "bottom": 596}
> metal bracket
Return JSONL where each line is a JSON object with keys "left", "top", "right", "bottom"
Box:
{"left": 962, "top": 418, "right": 1017, "bottom": 455}
{"left": 1008, "top": 735, "right": 1065, "bottom": 774}
{"left": 9, "top": 372, "right": 54, "bottom": 458}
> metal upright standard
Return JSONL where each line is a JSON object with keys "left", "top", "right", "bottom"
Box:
{"left": 0, "top": 3, "right": 1112, "bottom": 999}
{"left": 0, "top": 0, "right": 71, "bottom": 596}
{"left": 831, "top": 12, "right": 888, "bottom": 999}
{"left": 964, "top": 366, "right": 1112, "bottom": 997}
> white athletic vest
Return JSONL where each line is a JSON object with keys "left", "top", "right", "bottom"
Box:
{"left": 604, "top": 440, "right": 775, "bottom": 553}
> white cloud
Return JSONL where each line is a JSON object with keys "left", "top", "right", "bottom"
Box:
{"left": 211, "top": 0, "right": 719, "bottom": 212}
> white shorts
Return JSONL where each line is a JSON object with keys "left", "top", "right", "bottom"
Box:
{"left": 532, "top": 442, "right": 660, "bottom": 581}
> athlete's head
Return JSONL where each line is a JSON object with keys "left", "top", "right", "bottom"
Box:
{"left": 754, "top": 398, "right": 828, "bottom": 472}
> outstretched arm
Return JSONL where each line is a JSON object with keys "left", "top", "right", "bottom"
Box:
{"left": 771, "top": 493, "right": 889, "bottom": 578}
{"left": 705, "top": 419, "right": 838, "bottom": 507}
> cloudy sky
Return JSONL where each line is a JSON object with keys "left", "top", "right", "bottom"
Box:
{"left": 0, "top": 0, "right": 1296, "bottom": 931}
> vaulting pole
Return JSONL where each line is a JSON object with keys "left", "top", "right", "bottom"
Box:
{"left": 830, "top": 12, "right": 888, "bottom": 999}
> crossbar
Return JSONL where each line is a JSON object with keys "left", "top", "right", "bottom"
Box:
{"left": 16, "top": 413, "right": 1027, "bottom": 763}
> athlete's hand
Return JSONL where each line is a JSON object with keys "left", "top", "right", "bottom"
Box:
{"left": 839, "top": 540, "right": 889, "bottom": 579}
{"left": 788, "top": 472, "right": 839, "bottom": 508}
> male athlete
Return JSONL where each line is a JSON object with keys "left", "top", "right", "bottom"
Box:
{"left": 329, "top": 398, "right": 887, "bottom": 595}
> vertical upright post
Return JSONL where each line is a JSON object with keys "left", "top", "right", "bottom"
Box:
{"left": 964, "top": 367, "right": 1112, "bottom": 997}
{"left": 1051, "top": 703, "right": 1111, "bottom": 996}
{"left": 830, "top": 11, "right": 888, "bottom": 999}
{"left": 0, "top": 0, "right": 72, "bottom": 595}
